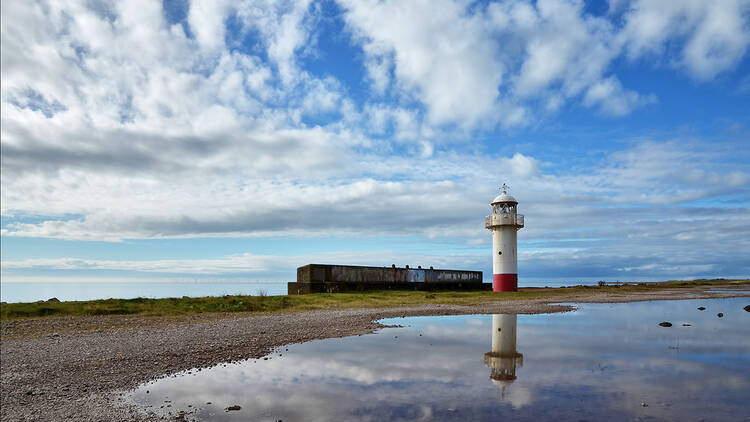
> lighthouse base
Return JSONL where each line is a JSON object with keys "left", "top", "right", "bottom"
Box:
{"left": 493, "top": 274, "right": 518, "bottom": 292}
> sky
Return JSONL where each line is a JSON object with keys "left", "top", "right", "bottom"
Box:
{"left": 1, "top": 0, "right": 749, "bottom": 286}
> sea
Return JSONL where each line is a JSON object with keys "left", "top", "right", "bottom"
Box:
{"left": 0, "top": 281, "right": 289, "bottom": 303}
{"left": 0, "top": 277, "right": 658, "bottom": 303}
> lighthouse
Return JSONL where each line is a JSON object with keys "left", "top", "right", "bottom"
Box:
{"left": 484, "top": 314, "right": 523, "bottom": 392}
{"left": 485, "top": 184, "right": 524, "bottom": 292}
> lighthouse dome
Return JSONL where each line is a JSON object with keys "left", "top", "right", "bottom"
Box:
{"left": 491, "top": 192, "right": 517, "bottom": 205}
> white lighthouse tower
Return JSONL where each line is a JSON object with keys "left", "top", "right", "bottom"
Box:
{"left": 485, "top": 184, "right": 524, "bottom": 292}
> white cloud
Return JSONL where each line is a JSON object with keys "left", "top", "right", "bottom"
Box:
{"left": 339, "top": 0, "right": 664, "bottom": 127}
{"left": 583, "top": 76, "right": 656, "bottom": 116}
{"left": 505, "top": 153, "right": 539, "bottom": 180}
{"left": 419, "top": 140, "right": 434, "bottom": 159}
{"left": 234, "top": 0, "right": 315, "bottom": 85}
{"left": 188, "top": 0, "right": 231, "bottom": 53}
{"left": 1, "top": 1, "right": 749, "bottom": 282}
{"left": 0, "top": 250, "right": 489, "bottom": 279}
{"left": 338, "top": 0, "right": 505, "bottom": 128}
{"left": 510, "top": 0, "right": 615, "bottom": 98}
{"left": 619, "top": 0, "right": 750, "bottom": 80}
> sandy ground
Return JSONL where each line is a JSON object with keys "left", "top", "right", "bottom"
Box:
{"left": 1, "top": 286, "right": 748, "bottom": 421}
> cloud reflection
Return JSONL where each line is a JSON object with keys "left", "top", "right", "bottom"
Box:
{"left": 131, "top": 298, "right": 750, "bottom": 421}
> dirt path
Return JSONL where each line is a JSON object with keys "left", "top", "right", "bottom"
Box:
{"left": 1, "top": 286, "right": 747, "bottom": 421}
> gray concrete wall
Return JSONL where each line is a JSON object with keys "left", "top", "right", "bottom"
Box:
{"left": 296, "top": 264, "right": 482, "bottom": 284}
{"left": 288, "top": 281, "right": 492, "bottom": 294}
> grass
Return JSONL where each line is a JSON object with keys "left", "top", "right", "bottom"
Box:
{"left": 1, "top": 278, "right": 747, "bottom": 321}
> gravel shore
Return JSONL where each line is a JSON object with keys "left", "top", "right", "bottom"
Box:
{"left": 1, "top": 287, "right": 747, "bottom": 422}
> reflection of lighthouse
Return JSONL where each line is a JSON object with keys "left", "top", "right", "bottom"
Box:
{"left": 485, "top": 184, "right": 524, "bottom": 292}
{"left": 484, "top": 314, "right": 523, "bottom": 393}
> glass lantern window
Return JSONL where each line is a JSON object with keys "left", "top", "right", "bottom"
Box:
{"left": 493, "top": 203, "right": 517, "bottom": 214}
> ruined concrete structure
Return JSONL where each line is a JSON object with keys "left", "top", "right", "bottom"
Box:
{"left": 288, "top": 264, "right": 488, "bottom": 294}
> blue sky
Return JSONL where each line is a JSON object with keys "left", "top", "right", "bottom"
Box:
{"left": 1, "top": 0, "right": 749, "bottom": 285}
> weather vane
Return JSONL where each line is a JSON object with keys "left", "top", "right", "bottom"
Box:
{"left": 500, "top": 183, "right": 509, "bottom": 194}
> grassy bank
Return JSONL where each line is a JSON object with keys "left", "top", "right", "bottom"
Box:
{"left": 1, "top": 279, "right": 748, "bottom": 320}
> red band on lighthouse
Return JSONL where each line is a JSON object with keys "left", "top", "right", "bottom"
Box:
{"left": 493, "top": 274, "right": 517, "bottom": 292}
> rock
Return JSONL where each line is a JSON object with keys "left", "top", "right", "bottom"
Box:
{"left": 744, "top": 305, "right": 750, "bottom": 312}
{"left": 226, "top": 405, "right": 241, "bottom": 411}
{"left": 658, "top": 322, "right": 672, "bottom": 327}
{"left": 697, "top": 307, "right": 706, "bottom": 311}
{"left": 46, "top": 298, "right": 60, "bottom": 303}
{"left": 717, "top": 313, "right": 724, "bottom": 318}
{"left": 682, "top": 324, "right": 691, "bottom": 326}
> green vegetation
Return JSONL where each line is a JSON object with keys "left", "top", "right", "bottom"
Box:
{"left": 1, "top": 279, "right": 747, "bottom": 320}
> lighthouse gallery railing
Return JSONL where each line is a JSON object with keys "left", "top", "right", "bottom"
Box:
{"left": 485, "top": 214, "right": 524, "bottom": 229}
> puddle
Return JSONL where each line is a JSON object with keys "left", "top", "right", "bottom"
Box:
{"left": 130, "top": 297, "right": 750, "bottom": 421}
{"left": 706, "top": 289, "right": 750, "bottom": 294}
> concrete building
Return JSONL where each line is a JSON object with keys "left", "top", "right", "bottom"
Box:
{"left": 288, "top": 264, "right": 488, "bottom": 294}
{"left": 485, "top": 184, "right": 524, "bottom": 292}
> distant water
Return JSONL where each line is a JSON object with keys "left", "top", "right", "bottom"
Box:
{"left": 0, "top": 277, "right": 691, "bottom": 303}
{"left": 0, "top": 282, "right": 288, "bottom": 303}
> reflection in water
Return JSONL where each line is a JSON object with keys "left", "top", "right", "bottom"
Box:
{"left": 484, "top": 314, "right": 523, "bottom": 395}
{"left": 130, "top": 297, "right": 750, "bottom": 421}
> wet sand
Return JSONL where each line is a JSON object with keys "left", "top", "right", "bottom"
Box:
{"left": 1, "top": 286, "right": 748, "bottom": 421}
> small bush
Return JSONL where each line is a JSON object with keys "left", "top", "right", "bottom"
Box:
{"left": 88, "top": 307, "right": 138, "bottom": 316}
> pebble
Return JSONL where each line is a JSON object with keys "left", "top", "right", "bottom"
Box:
{"left": 226, "top": 405, "right": 241, "bottom": 411}
{"left": 717, "top": 313, "right": 724, "bottom": 318}
{"left": 658, "top": 322, "right": 672, "bottom": 327}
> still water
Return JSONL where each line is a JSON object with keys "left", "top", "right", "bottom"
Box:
{"left": 1, "top": 277, "right": 652, "bottom": 303}
{"left": 0, "top": 281, "right": 288, "bottom": 303}
{"left": 130, "top": 297, "right": 750, "bottom": 421}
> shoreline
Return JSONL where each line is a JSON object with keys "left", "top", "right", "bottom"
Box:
{"left": 1, "top": 285, "right": 748, "bottom": 421}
